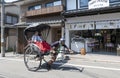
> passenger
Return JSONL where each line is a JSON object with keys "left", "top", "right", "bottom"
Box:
{"left": 32, "top": 31, "right": 50, "bottom": 53}
{"left": 31, "top": 31, "right": 43, "bottom": 42}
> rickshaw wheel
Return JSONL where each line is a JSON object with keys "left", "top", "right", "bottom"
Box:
{"left": 24, "top": 46, "right": 42, "bottom": 71}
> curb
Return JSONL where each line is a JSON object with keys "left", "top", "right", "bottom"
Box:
{"left": 69, "top": 56, "right": 120, "bottom": 63}
{"left": 1, "top": 54, "right": 120, "bottom": 63}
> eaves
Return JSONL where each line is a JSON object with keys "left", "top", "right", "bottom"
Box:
{"left": 63, "top": 5, "right": 120, "bottom": 18}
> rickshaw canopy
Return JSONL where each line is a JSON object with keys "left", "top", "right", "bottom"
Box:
{"left": 24, "top": 23, "right": 51, "bottom": 35}
{"left": 24, "top": 23, "right": 51, "bottom": 40}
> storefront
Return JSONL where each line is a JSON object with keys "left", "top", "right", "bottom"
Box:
{"left": 65, "top": 13, "right": 120, "bottom": 53}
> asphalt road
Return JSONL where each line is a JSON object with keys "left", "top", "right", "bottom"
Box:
{"left": 0, "top": 58, "right": 120, "bottom": 78}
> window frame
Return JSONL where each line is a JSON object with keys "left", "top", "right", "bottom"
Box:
{"left": 6, "top": 15, "right": 12, "bottom": 24}
{"left": 6, "top": 15, "right": 18, "bottom": 24}
{"left": 66, "top": 0, "right": 77, "bottom": 10}
{"left": 54, "top": 0, "right": 62, "bottom": 6}
{"left": 12, "top": 16, "right": 18, "bottom": 24}
{"left": 79, "top": 0, "right": 88, "bottom": 8}
{"left": 45, "top": 2, "right": 54, "bottom": 7}
{"left": 66, "top": 0, "right": 89, "bottom": 11}
{"left": 28, "top": 4, "right": 41, "bottom": 11}
{"left": 110, "top": 0, "right": 120, "bottom": 2}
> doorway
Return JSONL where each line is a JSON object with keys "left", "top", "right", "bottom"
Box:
{"left": 95, "top": 29, "right": 117, "bottom": 52}
{"left": 52, "top": 27, "right": 61, "bottom": 42}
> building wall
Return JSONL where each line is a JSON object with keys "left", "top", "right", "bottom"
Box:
{"left": 0, "top": 5, "right": 19, "bottom": 14}
{"left": 0, "top": 5, "right": 19, "bottom": 52}
{"left": 5, "top": 5, "right": 19, "bottom": 15}
{"left": 14, "top": 0, "right": 64, "bottom": 53}
{"left": 20, "top": 0, "right": 60, "bottom": 22}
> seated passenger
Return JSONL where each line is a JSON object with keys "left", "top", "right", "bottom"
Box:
{"left": 31, "top": 31, "right": 43, "bottom": 42}
{"left": 32, "top": 31, "right": 50, "bottom": 53}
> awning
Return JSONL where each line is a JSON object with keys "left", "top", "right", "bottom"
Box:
{"left": 29, "top": 20, "right": 62, "bottom": 27}
{"left": 7, "top": 20, "right": 62, "bottom": 28}
{"left": 13, "top": 22, "right": 30, "bottom": 28}
{"left": 33, "top": 20, "right": 62, "bottom": 24}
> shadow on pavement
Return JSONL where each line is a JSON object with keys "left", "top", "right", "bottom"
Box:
{"left": 52, "top": 64, "right": 84, "bottom": 72}
{"left": 36, "top": 55, "right": 84, "bottom": 72}
{"left": 52, "top": 56, "right": 84, "bottom": 72}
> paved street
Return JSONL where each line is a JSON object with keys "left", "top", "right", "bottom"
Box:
{"left": 1, "top": 0, "right": 120, "bottom": 78}
{"left": 0, "top": 52, "right": 120, "bottom": 78}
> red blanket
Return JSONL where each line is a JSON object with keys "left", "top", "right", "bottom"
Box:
{"left": 34, "top": 41, "right": 51, "bottom": 52}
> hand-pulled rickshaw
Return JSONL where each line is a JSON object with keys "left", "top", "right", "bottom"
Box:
{"left": 24, "top": 23, "right": 51, "bottom": 71}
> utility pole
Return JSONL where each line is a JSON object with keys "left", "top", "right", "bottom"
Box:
{"left": 1, "top": 0, "right": 5, "bottom": 57}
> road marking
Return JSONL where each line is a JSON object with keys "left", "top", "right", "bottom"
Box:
{"left": 1, "top": 57, "right": 120, "bottom": 71}
{"left": 0, "top": 74, "right": 8, "bottom": 78}
{"left": 54, "top": 62, "right": 120, "bottom": 71}
{"left": 0, "top": 57, "right": 23, "bottom": 62}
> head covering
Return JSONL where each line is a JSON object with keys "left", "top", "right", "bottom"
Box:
{"left": 59, "top": 37, "right": 65, "bottom": 41}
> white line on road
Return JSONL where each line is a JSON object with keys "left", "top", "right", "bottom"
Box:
{"left": 0, "top": 57, "right": 23, "bottom": 62}
{"left": 54, "top": 62, "right": 120, "bottom": 71}
{"left": 0, "top": 74, "right": 8, "bottom": 78}
{"left": 1, "top": 57, "right": 120, "bottom": 71}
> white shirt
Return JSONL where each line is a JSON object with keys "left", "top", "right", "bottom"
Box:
{"left": 31, "top": 35, "right": 43, "bottom": 42}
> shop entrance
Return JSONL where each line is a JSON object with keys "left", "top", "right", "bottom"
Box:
{"left": 94, "top": 29, "right": 117, "bottom": 52}
{"left": 52, "top": 27, "right": 61, "bottom": 42}
{"left": 70, "top": 29, "right": 119, "bottom": 53}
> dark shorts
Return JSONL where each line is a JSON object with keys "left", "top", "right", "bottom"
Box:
{"left": 51, "top": 52, "right": 58, "bottom": 57}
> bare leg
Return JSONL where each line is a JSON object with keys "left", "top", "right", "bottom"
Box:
{"left": 47, "top": 52, "right": 58, "bottom": 70}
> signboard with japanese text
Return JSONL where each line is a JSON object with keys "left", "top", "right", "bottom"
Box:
{"left": 96, "top": 21, "right": 119, "bottom": 29}
{"left": 67, "top": 22, "right": 95, "bottom": 30}
{"left": 88, "top": 0, "right": 109, "bottom": 9}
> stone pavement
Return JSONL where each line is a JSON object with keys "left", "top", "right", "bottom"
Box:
{"left": 0, "top": 52, "right": 120, "bottom": 63}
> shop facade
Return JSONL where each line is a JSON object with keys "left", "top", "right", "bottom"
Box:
{"left": 65, "top": 13, "right": 120, "bottom": 53}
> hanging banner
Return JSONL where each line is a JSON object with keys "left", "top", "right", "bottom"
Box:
{"left": 88, "top": 0, "right": 109, "bottom": 9}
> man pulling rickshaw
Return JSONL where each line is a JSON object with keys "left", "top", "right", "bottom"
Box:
{"left": 24, "top": 23, "right": 73, "bottom": 71}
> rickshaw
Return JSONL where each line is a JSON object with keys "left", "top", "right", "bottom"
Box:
{"left": 24, "top": 23, "right": 51, "bottom": 71}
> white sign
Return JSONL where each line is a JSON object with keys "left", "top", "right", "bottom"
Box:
{"left": 88, "top": 0, "right": 109, "bottom": 9}
{"left": 68, "top": 22, "right": 95, "bottom": 30}
{"left": 96, "top": 21, "right": 118, "bottom": 29}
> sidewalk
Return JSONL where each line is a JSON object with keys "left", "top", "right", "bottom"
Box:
{"left": 68, "top": 52, "right": 120, "bottom": 63}
{"left": 0, "top": 52, "right": 120, "bottom": 63}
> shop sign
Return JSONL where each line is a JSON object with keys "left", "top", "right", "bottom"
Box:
{"left": 69, "top": 24, "right": 87, "bottom": 30}
{"left": 96, "top": 24, "right": 108, "bottom": 29}
{"left": 88, "top": 23, "right": 95, "bottom": 30}
{"left": 88, "top": 0, "right": 109, "bottom": 9}
{"left": 96, "top": 21, "right": 118, "bottom": 29}
{"left": 68, "top": 22, "right": 94, "bottom": 30}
